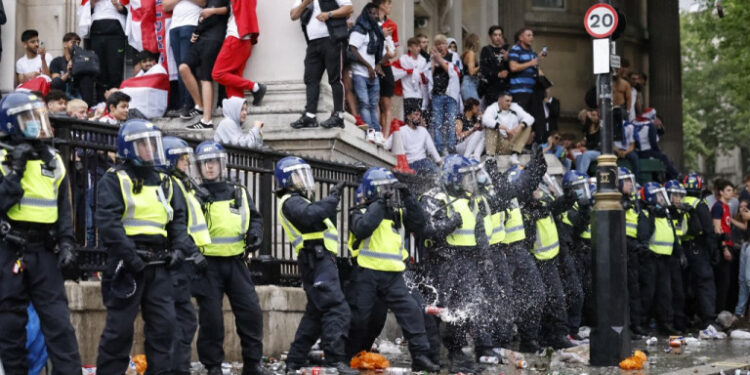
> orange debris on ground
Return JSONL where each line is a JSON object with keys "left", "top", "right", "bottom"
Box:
{"left": 619, "top": 350, "right": 648, "bottom": 370}
{"left": 133, "top": 354, "right": 147, "bottom": 374}
{"left": 350, "top": 351, "right": 391, "bottom": 370}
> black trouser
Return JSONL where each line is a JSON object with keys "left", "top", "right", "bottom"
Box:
{"left": 503, "top": 243, "right": 545, "bottom": 345}
{"left": 640, "top": 252, "right": 672, "bottom": 328}
{"left": 346, "top": 267, "right": 430, "bottom": 358}
{"left": 193, "top": 256, "right": 263, "bottom": 369}
{"left": 0, "top": 240, "right": 82, "bottom": 375}
{"left": 669, "top": 253, "right": 687, "bottom": 330}
{"left": 512, "top": 89, "right": 547, "bottom": 144}
{"left": 171, "top": 262, "right": 198, "bottom": 374}
{"left": 683, "top": 240, "right": 717, "bottom": 325}
{"left": 287, "top": 248, "right": 350, "bottom": 364}
{"left": 714, "top": 253, "right": 739, "bottom": 315}
{"left": 424, "top": 250, "right": 493, "bottom": 356}
{"left": 97, "top": 259, "right": 175, "bottom": 374}
{"left": 535, "top": 257, "right": 569, "bottom": 345}
{"left": 484, "top": 248, "right": 515, "bottom": 348}
{"left": 90, "top": 26, "right": 127, "bottom": 100}
{"left": 304, "top": 37, "right": 345, "bottom": 114}
{"left": 571, "top": 241, "right": 594, "bottom": 326}
{"left": 625, "top": 239, "right": 643, "bottom": 331}
{"left": 557, "top": 245, "right": 584, "bottom": 335}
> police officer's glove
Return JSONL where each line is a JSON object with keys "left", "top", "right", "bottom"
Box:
{"left": 330, "top": 181, "right": 346, "bottom": 199}
{"left": 57, "top": 240, "right": 78, "bottom": 278}
{"left": 449, "top": 213, "right": 463, "bottom": 231}
{"left": 9, "top": 143, "right": 35, "bottom": 176}
{"left": 125, "top": 254, "right": 146, "bottom": 273}
{"left": 192, "top": 252, "right": 208, "bottom": 273}
{"left": 167, "top": 249, "right": 185, "bottom": 269}
{"left": 680, "top": 251, "right": 688, "bottom": 269}
{"left": 245, "top": 234, "right": 263, "bottom": 253}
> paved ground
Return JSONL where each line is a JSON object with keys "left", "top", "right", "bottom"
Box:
{"left": 184, "top": 332, "right": 750, "bottom": 375}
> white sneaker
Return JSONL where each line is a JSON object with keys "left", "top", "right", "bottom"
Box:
{"left": 510, "top": 154, "right": 520, "bottom": 165}
{"left": 366, "top": 129, "right": 376, "bottom": 143}
{"left": 374, "top": 131, "right": 385, "bottom": 146}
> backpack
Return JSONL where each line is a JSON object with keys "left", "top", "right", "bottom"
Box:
{"left": 71, "top": 45, "right": 100, "bottom": 76}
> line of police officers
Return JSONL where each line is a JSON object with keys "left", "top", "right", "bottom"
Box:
{"left": 0, "top": 92, "right": 722, "bottom": 374}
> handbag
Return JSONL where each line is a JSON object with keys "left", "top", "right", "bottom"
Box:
{"left": 71, "top": 45, "right": 100, "bottom": 77}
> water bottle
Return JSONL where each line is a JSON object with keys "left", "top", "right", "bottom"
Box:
{"left": 478, "top": 356, "right": 500, "bottom": 364}
{"left": 385, "top": 367, "right": 411, "bottom": 375}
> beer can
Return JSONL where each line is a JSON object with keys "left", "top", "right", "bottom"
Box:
{"left": 516, "top": 360, "right": 528, "bottom": 369}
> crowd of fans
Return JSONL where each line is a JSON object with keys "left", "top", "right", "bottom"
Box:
{"left": 10, "top": 0, "right": 681, "bottom": 181}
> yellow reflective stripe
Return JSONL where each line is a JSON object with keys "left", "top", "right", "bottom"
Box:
{"left": 119, "top": 170, "right": 138, "bottom": 222}
{"left": 506, "top": 225, "right": 524, "bottom": 233}
{"left": 533, "top": 241, "right": 560, "bottom": 254}
{"left": 358, "top": 250, "right": 404, "bottom": 260}
{"left": 211, "top": 235, "right": 244, "bottom": 244}
{"left": 18, "top": 197, "right": 57, "bottom": 207}
{"left": 324, "top": 232, "right": 339, "bottom": 242}
{"left": 626, "top": 223, "right": 638, "bottom": 229}
{"left": 123, "top": 219, "right": 166, "bottom": 228}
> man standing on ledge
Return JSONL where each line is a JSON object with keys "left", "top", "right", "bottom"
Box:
{"left": 290, "top": 0, "right": 353, "bottom": 129}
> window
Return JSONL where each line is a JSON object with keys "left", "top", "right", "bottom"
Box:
{"left": 531, "top": 0, "right": 565, "bottom": 9}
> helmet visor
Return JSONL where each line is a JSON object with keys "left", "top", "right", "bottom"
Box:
{"left": 619, "top": 173, "right": 636, "bottom": 194}
{"left": 652, "top": 187, "right": 669, "bottom": 207}
{"left": 125, "top": 131, "right": 166, "bottom": 166}
{"left": 571, "top": 180, "right": 592, "bottom": 202}
{"left": 283, "top": 163, "right": 315, "bottom": 197}
{"left": 542, "top": 174, "right": 563, "bottom": 198}
{"left": 169, "top": 147, "right": 201, "bottom": 183}
{"left": 196, "top": 151, "right": 228, "bottom": 182}
{"left": 668, "top": 186, "right": 687, "bottom": 207}
{"left": 460, "top": 164, "right": 489, "bottom": 195}
{"left": 10, "top": 103, "right": 53, "bottom": 139}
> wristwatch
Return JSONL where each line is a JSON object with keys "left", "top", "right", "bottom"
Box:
{"left": 328, "top": 11, "right": 334, "bottom": 19}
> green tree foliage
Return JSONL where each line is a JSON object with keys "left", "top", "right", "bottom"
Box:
{"left": 681, "top": 0, "right": 750, "bottom": 172}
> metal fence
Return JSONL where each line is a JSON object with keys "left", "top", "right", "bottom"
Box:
{"left": 52, "top": 116, "right": 431, "bottom": 285}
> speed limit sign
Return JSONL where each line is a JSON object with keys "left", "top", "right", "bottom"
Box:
{"left": 584, "top": 3, "right": 619, "bottom": 38}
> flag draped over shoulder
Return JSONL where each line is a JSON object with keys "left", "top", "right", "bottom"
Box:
{"left": 120, "top": 65, "right": 170, "bottom": 119}
{"left": 126, "top": 0, "right": 176, "bottom": 79}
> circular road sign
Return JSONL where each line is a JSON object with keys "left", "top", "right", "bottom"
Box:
{"left": 584, "top": 3, "right": 619, "bottom": 38}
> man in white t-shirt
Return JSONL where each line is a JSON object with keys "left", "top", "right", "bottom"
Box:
{"left": 289, "top": 0, "right": 353, "bottom": 129}
{"left": 16, "top": 29, "right": 53, "bottom": 84}
{"left": 164, "top": 0, "right": 202, "bottom": 119}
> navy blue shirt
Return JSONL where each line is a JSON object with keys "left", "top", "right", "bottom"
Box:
{"left": 508, "top": 44, "right": 537, "bottom": 95}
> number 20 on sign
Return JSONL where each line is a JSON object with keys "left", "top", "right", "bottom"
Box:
{"left": 584, "top": 3, "right": 619, "bottom": 39}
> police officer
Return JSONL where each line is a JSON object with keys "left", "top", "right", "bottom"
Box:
{"left": 275, "top": 156, "right": 357, "bottom": 375}
{"left": 192, "top": 141, "right": 270, "bottom": 375}
{"left": 519, "top": 169, "right": 574, "bottom": 349}
{"left": 618, "top": 167, "right": 646, "bottom": 337}
{"left": 419, "top": 155, "right": 492, "bottom": 373}
{"left": 0, "top": 92, "right": 82, "bottom": 374}
{"left": 96, "top": 119, "right": 196, "bottom": 373}
{"left": 638, "top": 182, "right": 680, "bottom": 335}
{"left": 560, "top": 170, "right": 593, "bottom": 328}
{"left": 346, "top": 167, "right": 440, "bottom": 372}
{"left": 161, "top": 136, "right": 210, "bottom": 375}
{"left": 666, "top": 180, "right": 688, "bottom": 332}
{"left": 681, "top": 173, "right": 718, "bottom": 330}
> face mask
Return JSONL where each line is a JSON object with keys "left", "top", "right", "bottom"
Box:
{"left": 23, "top": 120, "right": 41, "bottom": 138}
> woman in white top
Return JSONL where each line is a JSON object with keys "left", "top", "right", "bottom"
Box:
{"left": 88, "top": 0, "right": 128, "bottom": 100}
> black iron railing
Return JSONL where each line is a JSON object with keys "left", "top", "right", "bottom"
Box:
{"left": 51, "top": 116, "right": 432, "bottom": 285}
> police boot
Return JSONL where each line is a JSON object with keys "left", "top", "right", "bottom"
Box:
{"left": 208, "top": 367, "right": 223, "bottom": 375}
{"left": 328, "top": 361, "right": 360, "bottom": 375}
{"left": 518, "top": 340, "right": 542, "bottom": 354}
{"left": 412, "top": 354, "right": 441, "bottom": 372}
{"left": 448, "top": 351, "right": 476, "bottom": 374}
{"left": 549, "top": 336, "right": 575, "bottom": 350}
{"left": 243, "top": 362, "right": 275, "bottom": 375}
{"left": 658, "top": 324, "right": 680, "bottom": 336}
{"left": 285, "top": 360, "right": 305, "bottom": 375}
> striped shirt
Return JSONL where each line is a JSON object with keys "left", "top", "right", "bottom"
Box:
{"left": 508, "top": 44, "right": 538, "bottom": 94}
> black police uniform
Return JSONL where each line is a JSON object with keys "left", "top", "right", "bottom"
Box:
{"left": 345, "top": 192, "right": 435, "bottom": 363}
{"left": 560, "top": 202, "right": 593, "bottom": 326}
{"left": 522, "top": 196, "right": 573, "bottom": 348}
{"left": 95, "top": 162, "right": 196, "bottom": 374}
{"left": 622, "top": 196, "right": 645, "bottom": 335}
{"left": 283, "top": 191, "right": 352, "bottom": 368}
{"left": 194, "top": 181, "right": 266, "bottom": 373}
{"left": 0, "top": 145, "right": 82, "bottom": 374}
{"left": 682, "top": 195, "right": 718, "bottom": 327}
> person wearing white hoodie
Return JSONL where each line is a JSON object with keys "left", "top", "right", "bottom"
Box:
{"left": 213, "top": 97, "right": 263, "bottom": 148}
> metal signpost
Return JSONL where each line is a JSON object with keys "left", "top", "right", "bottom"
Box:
{"left": 585, "top": 1, "right": 631, "bottom": 366}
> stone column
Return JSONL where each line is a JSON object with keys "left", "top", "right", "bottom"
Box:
{"left": 498, "top": 1, "right": 525, "bottom": 42}
{"left": 1, "top": 0, "right": 17, "bottom": 92}
{"left": 647, "top": 0, "right": 683, "bottom": 169}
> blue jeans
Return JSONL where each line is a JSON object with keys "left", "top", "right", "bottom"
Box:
{"left": 170, "top": 25, "right": 196, "bottom": 109}
{"left": 409, "top": 158, "right": 439, "bottom": 176}
{"left": 576, "top": 150, "right": 601, "bottom": 175}
{"left": 461, "top": 75, "right": 479, "bottom": 101}
{"left": 352, "top": 74, "right": 380, "bottom": 131}
{"left": 736, "top": 243, "right": 750, "bottom": 315}
{"left": 431, "top": 95, "right": 458, "bottom": 155}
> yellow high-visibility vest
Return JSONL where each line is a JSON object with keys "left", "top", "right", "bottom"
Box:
{"left": 0, "top": 148, "right": 65, "bottom": 223}
{"left": 278, "top": 194, "right": 339, "bottom": 255}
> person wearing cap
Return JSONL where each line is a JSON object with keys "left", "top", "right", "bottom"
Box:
{"left": 95, "top": 119, "right": 197, "bottom": 374}
{"left": 275, "top": 156, "right": 357, "bottom": 375}
{"left": 0, "top": 92, "right": 82, "bottom": 373}
{"left": 192, "top": 140, "right": 270, "bottom": 375}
